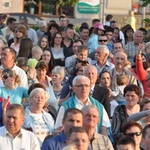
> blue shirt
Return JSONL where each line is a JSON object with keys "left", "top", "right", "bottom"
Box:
{"left": 41, "top": 132, "right": 66, "bottom": 150}
{"left": 0, "top": 86, "right": 28, "bottom": 104}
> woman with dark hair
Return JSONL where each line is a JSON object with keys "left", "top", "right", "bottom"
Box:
{"left": 124, "top": 26, "right": 134, "bottom": 44}
{"left": 112, "top": 84, "right": 141, "bottom": 143}
{"left": 17, "top": 37, "right": 33, "bottom": 58}
{"left": 41, "top": 48, "right": 56, "bottom": 77}
{"left": 37, "top": 35, "right": 49, "bottom": 51}
{"left": 50, "top": 32, "right": 65, "bottom": 66}
{"left": 112, "top": 27, "right": 122, "bottom": 43}
{"left": 122, "top": 121, "right": 142, "bottom": 150}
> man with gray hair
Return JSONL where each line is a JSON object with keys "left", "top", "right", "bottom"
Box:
{"left": 36, "top": 21, "right": 47, "bottom": 39}
{"left": 55, "top": 75, "right": 110, "bottom": 135}
{"left": 92, "top": 45, "right": 114, "bottom": 75}
{"left": 82, "top": 104, "right": 114, "bottom": 150}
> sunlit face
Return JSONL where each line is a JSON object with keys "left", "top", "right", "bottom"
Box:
{"left": 62, "top": 112, "right": 83, "bottom": 134}
{"left": 98, "top": 36, "right": 108, "bottom": 45}
{"left": 80, "top": 29, "right": 89, "bottom": 40}
{"left": 68, "top": 132, "right": 89, "bottom": 150}
{"left": 72, "top": 78, "right": 90, "bottom": 100}
{"left": 77, "top": 50, "right": 88, "bottom": 61}
{"left": 40, "top": 37, "right": 48, "bottom": 49}
{"left": 126, "top": 126, "right": 142, "bottom": 146}
{"left": 1, "top": 48, "right": 15, "bottom": 66}
{"left": 30, "top": 91, "right": 46, "bottom": 109}
{"left": 2, "top": 73, "right": 14, "bottom": 87}
{"left": 83, "top": 108, "right": 99, "bottom": 128}
{"left": 73, "top": 41, "right": 83, "bottom": 55}
{"left": 42, "top": 50, "right": 51, "bottom": 64}
{"left": 6, "top": 109, "right": 24, "bottom": 136}
{"left": 113, "top": 43, "right": 123, "bottom": 54}
{"left": 114, "top": 52, "right": 127, "bottom": 69}
{"left": 52, "top": 73, "right": 62, "bottom": 84}
{"left": 99, "top": 72, "right": 111, "bottom": 88}
{"left": 59, "top": 18, "right": 67, "bottom": 26}
{"left": 125, "top": 91, "right": 140, "bottom": 107}
{"left": 95, "top": 48, "right": 108, "bottom": 63}
{"left": 54, "top": 33, "right": 62, "bottom": 45}
{"left": 83, "top": 67, "right": 98, "bottom": 86}
{"left": 133, "top": 31, "right": 143, "bottom": 44}
{"left": 36, "top": 68, "right": 47, "bottom": 78}
{"left": 126, "top": 29, "right": 133, "bottom": 38}
{"left": 15, "top": 30, "right": 23, "bottom": 38}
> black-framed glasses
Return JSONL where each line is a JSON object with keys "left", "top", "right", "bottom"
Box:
{"left": 2, "top": 74, "right": 11, "bottom": 79}
{"left": 98, "top": 40, "right": 107, "bottom": 42}
{"left": 126, "top": 132, "right": 141, "bottom": 137}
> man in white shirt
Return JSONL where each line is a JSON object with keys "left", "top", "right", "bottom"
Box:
{"left": 0, "top": 47, "right": 28, "bottom": 88}
{"left": 0, "top": 104, "right": 40, "bottom": 150}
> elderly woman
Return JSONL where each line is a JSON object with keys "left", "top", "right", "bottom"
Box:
{"left": 122, "top": 121, "right": 142, "bottom": 150}
{"left": 51, "top": 66, "right": 65, "bottom": 104}
{"left": 112, "top": 84, "right": 141, "bottom": 143}
{"left": 0, "top": 69, "right": 28, "bottom": 104}
{"left": 23, "top": 88, "right": 54, "bottom": 146}
{"left": 28, "top": 60, "right": 58, "bottom": 110}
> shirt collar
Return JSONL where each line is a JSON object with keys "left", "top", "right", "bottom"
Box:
{"left": 74, "top": 96, "right": 91, "bottom": 106}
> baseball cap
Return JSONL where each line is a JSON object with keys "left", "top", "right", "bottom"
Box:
{"left": 94, "top": 22, "right": 105, "bottom": 31}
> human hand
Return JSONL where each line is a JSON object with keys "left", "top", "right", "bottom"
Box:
{"left": 75, "top": 62, "right": 82, "bottom": 69}
{"left": 53, "top": 126, "right": 64, "bottom": 135}
{"left": 137, "top": 44, "right": 144, "bottom": 55}
{"left": 27, "top": 66, "right": 36, "bottom": 80}
{"left": 2, "top": 96, "right": 10, "bottom": 110}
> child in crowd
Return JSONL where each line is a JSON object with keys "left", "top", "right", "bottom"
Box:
{"left": 67, "top": 45, "right": 91, "bottom": 75}
{"left": 112, "top": 74, "right": 128, "bottom": 105}
{"left": 28, "top": 46, "right": 43, "bottom": 69}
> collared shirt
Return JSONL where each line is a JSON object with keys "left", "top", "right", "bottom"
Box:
{"left": 55, "top": 96, "right": 110, "bottom": 129}
{"left": 124, "top": 41, "right": 145, "bottom": 66}
{"left": 90, "top": 133, "right": 114, "bottom": 150}
{"left": 0, "top": 126, "right": 40, "bottom": 150}
{"left": 92, "top": 60, "right": 115, "bottom": 75}
{"left": 41, "top": 131, "right": 66, "bottom": 150}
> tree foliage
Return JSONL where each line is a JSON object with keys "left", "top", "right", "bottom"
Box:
{"left": 141, "top": 0, "right": 150, "bottom": 7}
{"left": 40, "top": 0, "right": 79, "bottom": 6}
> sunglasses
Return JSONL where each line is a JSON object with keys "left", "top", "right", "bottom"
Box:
{"left": 98, "top": 40, "right": 107, "bottom": 42}
{"left": 2, "top": 74, "right": 11, "bottom": 79}
{"left": 126, "top": 132, "right": 141, "bottom": 137}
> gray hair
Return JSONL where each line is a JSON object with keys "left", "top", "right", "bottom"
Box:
{"left": 133, "top": 30, "right": 143, "bottom": 38}
{"left": 72, "top": 75, "right": 90, "bottom": 86}
{"left": 39, "top": 21, "right": 47, "bottom": 28}
{"left": 82, "top": 104, "right": 99, "bottom": 115}
{"left": 144, "top": 42, "right": 150, "bottom": 53}
{"left": 52, "top": 65, "right": 65, "bottom": 79}
{"left": 83, "top": 65, "right": 98, "bottom": 75}
{"left": 29, "top": 88, "right": 49, "bottom": 102}
{"left": 97, "top": 45, "right": 109, "bottom": 55}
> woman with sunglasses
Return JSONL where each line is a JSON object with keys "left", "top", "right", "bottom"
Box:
{"left": 122, "top": 121, "right": 143, "bottom": 150}
{"left": 112, "top": 84, "right": 141, "bottom": 144}
{"left": 0, "top": 69, "right": 28, "bottom": 104}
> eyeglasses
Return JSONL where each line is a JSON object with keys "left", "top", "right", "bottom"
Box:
{"left": 126, "top": 132, "right": 141, "bottom": 137}
{"left": 2, "top": 74, "right": 11, "bottom": 79}
{"left": 98, "top": 40, "right": 107, "bottom": 42}
{"left": 74, "top": 84, "right": 90, "bottom": 88}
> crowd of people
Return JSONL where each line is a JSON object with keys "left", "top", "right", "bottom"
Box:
{"left": 0, "top": 12, "right": 150, "bottom": 150}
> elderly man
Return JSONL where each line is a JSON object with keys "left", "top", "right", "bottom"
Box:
{"left": 0, "top": 47, "right": 28, "bottom": 87}
{"left": 82, "top": 105, "right": 114, "bottom": 150}
{"left": 110, "top": 51, "right": 137, "bottom": 98}
{"left": 92, "top": 45, "right": 114, "bottom": 75}
{"left": 83, "top": 65, "right": 110, "bottom": 117}
{"left": 125, "top": 30, "right": 144, "bottom": 66}
{"left": 42, "top": 108, "right": 83, "bottom": 150}
{"left": 0, "top": 104, "right": 40, "bottom": 150}
{"left": 55, "top": 75, "right": 110, "bottom": 135}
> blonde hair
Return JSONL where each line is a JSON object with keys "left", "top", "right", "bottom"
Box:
{"left": 52, "top": 65, "right": 65, "bottom": 79}
{"left": 32, "top": 46, "right": 43, "bottom": 56}
{"left": 116, "top": 74, "right": 128, "bottom": 85}
{"left": 2, "top": 69, "right": 21, "bottom": 86}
